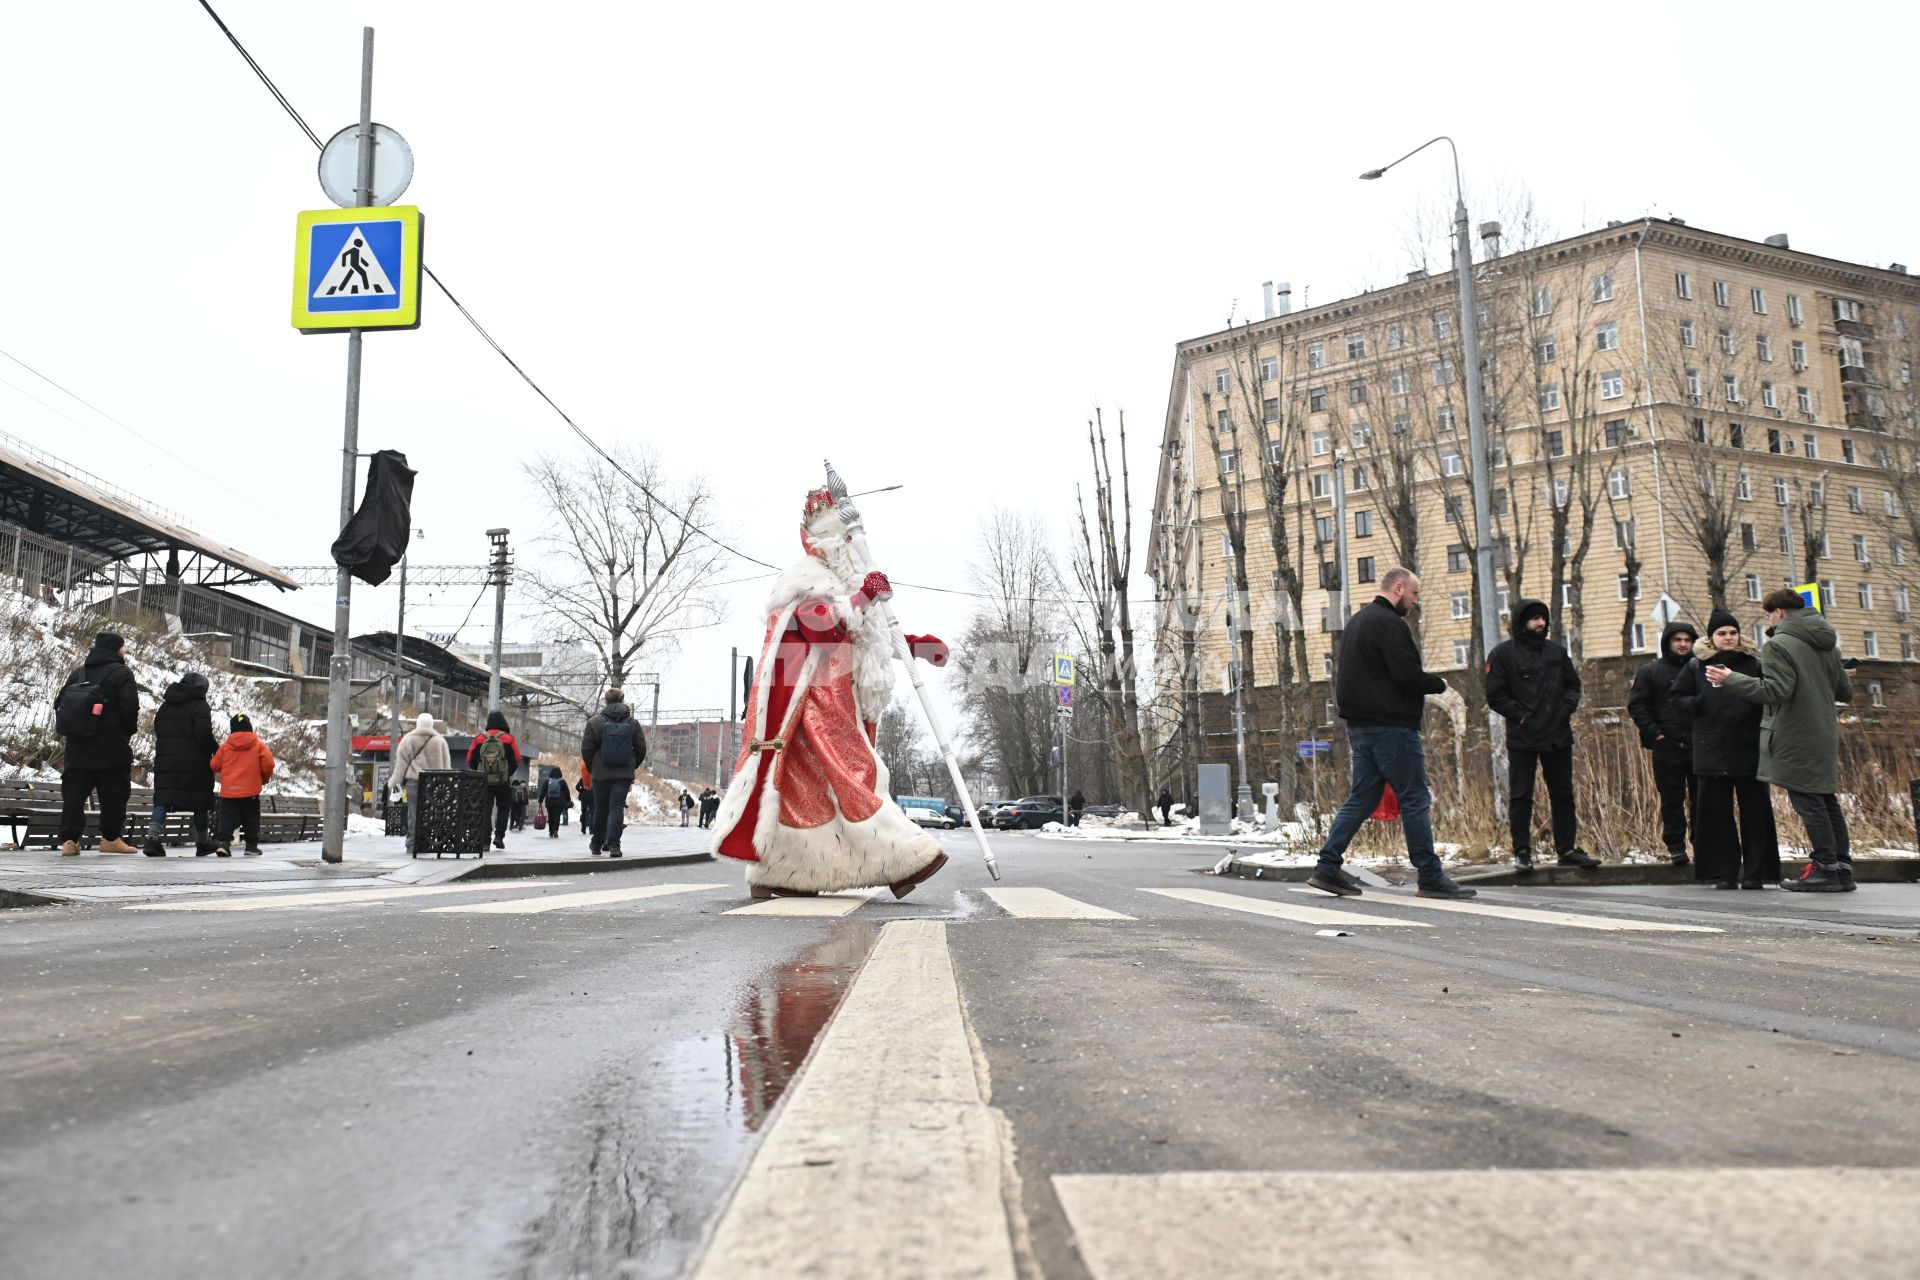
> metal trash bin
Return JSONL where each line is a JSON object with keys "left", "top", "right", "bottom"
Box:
{"left": 412, "top": 769, "right": 489, "bottom": 858}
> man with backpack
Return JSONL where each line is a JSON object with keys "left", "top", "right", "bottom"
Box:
{"left": 580, "top": 688, "right": 646, "bottom": 858}
{"left": 509, "top": 777, "right": 528, "bottom": 831}
{"left": 466, "top": 710, "right": 524, "bottom": 850}
{"left": 55, "top": 631, "right": 142, "bottom": 855}
{"left": 542, "top": 768, "right": 572, "bottom": 838}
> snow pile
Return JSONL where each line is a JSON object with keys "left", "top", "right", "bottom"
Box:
{"left": 343, "top": 813, "right": 388, "bottom": 840}
{"left": 0, "top": 587, "right": 325, "bottom": 793}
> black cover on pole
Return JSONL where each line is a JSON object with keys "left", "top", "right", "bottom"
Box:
{"left": 330, "top": 449, "right": 416, "bottom": 586}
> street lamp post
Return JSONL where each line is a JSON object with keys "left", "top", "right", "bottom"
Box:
{"left": 1361, "top": 136, "right": 1504, "bottom": 809}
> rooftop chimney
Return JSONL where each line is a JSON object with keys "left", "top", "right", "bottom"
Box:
{"left": 1262, "top": 281, "right": 1276, "bottom": 319}
{"left": 1407, "top": 268, "right": 1429, "bottom": 282}
{"left": 1479, "top": 221, "right": 1502, "bottom": 258}
{"left": 1606, "top": 220, "right": 1623, "bottom": 228}
{"left": 1765, "top": 233, "right": 1791, "bottom": 249}
{"left": 1892, "top": 263, "right": 1910, "bottom": 275}
{"left": 1276, "top": 281, "right": 1293, "bottom": 315}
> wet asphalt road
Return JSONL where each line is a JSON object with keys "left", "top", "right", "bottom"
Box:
{"left": 2, "top": 831, "right": 1918, "bottom": 1278}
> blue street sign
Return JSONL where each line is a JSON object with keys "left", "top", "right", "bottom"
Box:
{"left": 1295, "top": 740, "right": 1333, "bottom": 758}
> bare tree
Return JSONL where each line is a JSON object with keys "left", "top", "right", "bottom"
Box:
{"left": 1200, "top": 372, "right": 1269, "bottom": 780}
{"left": 956, "top": 508, "right": 1062, "bottom": 797}
{"left": 522, "top": 445, "right": 727, "bottom": 700}
{"left": 1069, "top": 408, "right": 1152, "bottom": 810}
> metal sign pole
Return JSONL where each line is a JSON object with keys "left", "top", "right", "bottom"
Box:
{"left": 321, "top": 26, "right": 375, "bottom": 864}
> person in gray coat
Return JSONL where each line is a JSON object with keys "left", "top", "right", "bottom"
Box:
{"left": 1706, "top": 589, "right": 1855, "bottom": 892}
{"left": 390, "top": 712, "right": 451, "bottom": 854}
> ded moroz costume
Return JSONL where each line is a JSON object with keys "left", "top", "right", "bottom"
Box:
{"left": 710, "top": 485, "right": 952, "bottom": 898}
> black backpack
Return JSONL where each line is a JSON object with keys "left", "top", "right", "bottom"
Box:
{"left": 546, "top": 776, "right": 567, "bottom": 802}
{"left": 55, "top": 671, "right": 105, "bottom": 738}
{"left": 598, "top": 718, "right": 636, "bottom": 770}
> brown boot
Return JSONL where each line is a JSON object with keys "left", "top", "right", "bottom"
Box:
{"left": 59, "top": 840, "right": 81, "bottom": 856}
{"left": 889, "top": 851, "right": 949, "bottom": 899}
{"left": 98, "top": 838, "right": 138, "bottom": 855}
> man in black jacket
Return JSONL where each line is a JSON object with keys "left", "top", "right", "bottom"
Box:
{"left": 581, "top": 688, "right": 647, "bottom": 857}
{"left": 1485, "top": 599, "right": 1597, "bottom": 871}
{"left": 1307, "top": 567, "right": 1476, "bottom": 900}
{"left": 1627, "top": 619, "right": 1700, "bottom": 866}
{"left": 55, "top": 631, "right": 142, "bottom": 855}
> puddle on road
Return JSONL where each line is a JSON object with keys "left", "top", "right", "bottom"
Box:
{"left": 507, "top": 921, "right": 881, "bottom": 1280}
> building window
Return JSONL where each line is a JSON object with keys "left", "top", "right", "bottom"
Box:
{"left": 1389, "top": 366, "right": 1409, "bottom": 395}
{"left": 1595, "top": 321, "right": 1620, "bottom": 352}
{"left": 1614, "top": 518, "right": 1635, "bottom": 549}
{"left": 1309, "top": 386, "right": 1328, "bottom": 412}
{"left": 1842, "top": 439, "right": 1857, "bottom": 465}
{"left": 1757, "top": 333, "right": 1773, "bottom": 362}
{"left": 1532, "top": 286, "right": 1553, "bottom": 316}
{"left": 1215, "top": 368, "right": 1231, "bottom": 393}
{"left": 1787, "top": 294, "right": 1803, "bottom": 325}
{"left": 1218, "top": 450, "right": 1236, "bottom": 473}
{"left": 1452, "top": 638, "right": 1471, "bottom": 666}
{"left": 1316, "top": 515, "right": 1334, "bottom": 542}
{"left": 1267, "top": 441, "right": 1285, "bottom": 466}
{"left": 1633, "top": 621, "right": 1649, "bottom": 651}
{"left": 1608, "top": 468, "right": 1630, "bottom": 499}
{"left": 1903, "top": 634, "right": 1915, "bottom": 661}
{"left": 1349, "top": 378, "right": 1368, "bottom": 405}
{"left": 1675, "top": 271, "right": 1692, "bottom": 299}
{"left": 1550, "top": 475, "right": 1570, "bottom": 508}
{"left": 1761, "top": 382, "right": 1778, "bottom": 409}
{"left": 1354, "top": 509, "right": 1373, "bottom": 537}
{"left": 1774, "top": 476, "right": 1790, "bottom": 505}
{"left": 1436, "top": 404, "right": 1458, "bottom": 432}
{"left": 1798, "top": 385, "right": 1814, "bottom": 416}
{"left": 1741, "top": 523, "right": 1757, "bottom": 551}
{"left": 1901, "top": 587, "right": 1914, "bottom": 615}
{"left": 1351, "top": 422, "right": 1372, "bottom": 448}
{"left": 1869, "top": 678, "right": 1885, "bottom": 706}
{"left": 1791, "top": 340, "right": 1808, "bottom": 370}
{"left": 1737, "top": 470, "right": 1752, "bottom": 500}
{"left": 1434, "top": 358, "right": 1455, "bottom": 386}
{"left": 1386, "top": 323, "right": 1407, "bottom": 350}
{"left": 1591, "top": 272, "right": 1614, "bottom": 303}
{"left": 1848, "top": 485, "right": 1864, "bottom": 512}
{"left": 1885, "top": 490, "right": 1901, "bottom": 518}
{"left": 1685, "top": 367, "right": 1702, "bottom": 401}
{"left": 1356, "top": 556, "right": 1376, "bottom": 583}
{"left": 1746, "top": 573, "right": 1762, "bottom": 601}
{"left": 1895, "top": 538, "right": 1907, "bottom": 567}
{"left": 1539, "top": 382, "right": 1561, "bottom": 411}
{"left": 1260, "top": 355, "right": 1278, "bottom": 382}
{"left": 1347, "top": 332, "right": 1367, "bottom": 360}
{"left": 1545, "top": 429, "right": 1565, "bottom": 458}
{"left": 1448, "top": 544, "right": 1470, "bottom": 572}
{"left": 1351, "top": 464, "right": 1371, "bottom": 491}
{"left": 1834, "top": 297, "right": 1863, "bottom": 323}
{"left": 1692, "top": 417, "right": 1708, "bottom": 443}
{"left": 1310, "top": 473, "right": 1332, "bottom": 499}
{"left": 1864, "top": 633, "right": 1880, "bottom": 660}
{"left": 1440, "top": 451, "right": 1463, "bottom": 477}
{"left": 1264, "top": 397, "right": 1280, "bottom": 423}
{"left": 1724, "top": 374, "right": 1741, "bottom": 402}
{"left": 1725, "top": 422, "right": 1742, "bottom": 448}
{"left": 1855, "top": 534, "right": 1870, "bottom": 562}
{"left": 1308, "top": 343, "right": 1326, "bottom": 370}
{"left": 1618, "top": 573, "right": 1641, "bottom": 600}
{"left": 1713, "top": 279, "right": 1730, "bottom": 307}
{"left": 1680, "top": 319, "right": 1696, "bottom": 348}
{"left": 1840, "top": 336, "right": 1865, "bottom": 368}
{"left": 1809, "top": 479, "right": 1825, "bottom": 508}
{"left": 1432, "top": 312, "right": 1453, "bottom": 340}
{"left": 1804, "top": 433, "right": 1818, "bottom": 459}
{"left": 1450, "top": 592, "right": 1470, "bottom": 620}
{"left": 1215, "top": 409, "right": 1230, "bottom": 433}
{"left": 1605, "top": 419, "right": 1628, "bottom": 448}
{"left": 1859, "top": 582, "right": 1875, "bottom": 610}
{"left": 1718, "top": 326, "right": 1736, "bottom": 355}
{"left": 1391, "top": 413, "right": 1411, "bottom": 437}
{"left": 1600, "top": 370, "right": 1624, "bottom": 399}
{"left": 1751, "top": 287, "right": 1768, "bottom": 314}
{"left": 1312, "top": 430, "right": 1330, "bottom": 455}
{"left": 1537, "top": 334, "right": 1558, "bottom": 363}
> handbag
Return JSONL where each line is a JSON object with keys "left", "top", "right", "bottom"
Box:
{"left": 533, "top": 810, "right": 547, "bottom": 830}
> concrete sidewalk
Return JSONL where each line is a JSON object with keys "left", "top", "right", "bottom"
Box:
{"left": 0, "top": 825, "right": 718, "bottom": 905}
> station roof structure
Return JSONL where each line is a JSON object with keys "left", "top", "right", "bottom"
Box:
{"left": 0, "top": 432, "right": 298, "bottom": 591}
{"left": 354, "top": 630, "right": 573, "bottom": 708}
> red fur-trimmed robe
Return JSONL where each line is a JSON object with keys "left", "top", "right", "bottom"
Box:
{"left": 710, "top": 558, "right": 941, "bottom": 892}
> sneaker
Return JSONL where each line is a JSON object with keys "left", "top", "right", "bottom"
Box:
{"left": 243, "top": 846, "right": 263, "bottom": 857}
{"left": 1514, "top": 850, "right": 1535, "bottom": 873}
{"left": 1839, "top": 869, "right": 1858, "bottom": 893}
{"left": 1714, "top": 879, "right": 1738, "bottom": 890}
{"left": 609, "top": 850, "right": 623, "bottom": 859}
{"left": 215, "top": 845, "right": 232, "bottom": 858}
{"left": 1556, "top": 849, "right": 1602, "bottom": 868}
{"left": 142, "top": 841, "right": 166, "bottom": 858}
{"left": 493, "top": 837, "right": 505, "bottom": 850}
{"left": 1740, "top": 879, "right": 1768, "bottom": 890}
{"left": 1782, "top": 867, "right": 1846, "bottom": 893}
{"left": 1417, "top": 877, "right": 1478, "bottom": 899}
{"left": 195, "top": 841, "right": 218, "bottom": 857}
{"left": 98, "top": 837, "right": 138, "bottom": 855}
{"left": 1306, "top": 867, "right": 1363, "bottom": 897}
{"left": 589, "top": 844, "right": 603, "bottom": 857}
{"left": 59, "top": 840, "right": 80, "bottom": 857}
{"left": 1670, "top": 853, "right": 1691, "bottom": 868}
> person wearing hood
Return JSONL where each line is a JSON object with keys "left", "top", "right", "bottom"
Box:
{"left": 581, "top": 688, "right": 646, "bottom": 857}
{"left": 465, "top": 709, "right": 524, "bottom": 850}
{"left": 391, "top": 712, "right": 451, "bottom": 855}
{"left": 209, "top": 713, "right": 275, "bottom": 856}
{"left": 1157, "top": 786, "right": 1174, "bottom": 826}
{"left": 542, "top": 766, "right": 573, "bottom": 837}
{"left": 145, "top": 672, "right": 220, "bottom": 857}
{"left": 54, "top": 631, "right": 142, "bottom": 855}
{"left": 1484, "top": 599, "right": 1597, "bottom": 871}
{"left": 1707, "top": 589, "right": 1856, "bottom": 891}
{"left": 1628, "top": 618, "right": 1702, "bottom": 866}
{"left": 1670, "top": 608, "right": 1780, "bottom": 889}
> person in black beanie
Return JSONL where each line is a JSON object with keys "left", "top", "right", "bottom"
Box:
{"left": 54, "top": 631, "right": 141, "bottom": 855}
{"left": 1485, "top": 598, "right": 1596, "bottom": 870}
{"left": 1669, "top": 608, "right": 1780, "bottom": 888}
{"left": 1628, "top": 618, "right": 1701, "bottom": 866}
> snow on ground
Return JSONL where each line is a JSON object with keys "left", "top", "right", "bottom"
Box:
{"left": 343, "top": 813, "right": 388, "bottom": 840}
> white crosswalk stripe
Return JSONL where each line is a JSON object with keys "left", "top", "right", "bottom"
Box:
{"left": 421, "top": 883, "right": 726, "bottom": 915}
{"left": 1285, "top": 887, "right": 1724, "bottom": 933}
{"left": 1140, "top": 887, "right": 1430, "bottom": 927}
{"left": 984, "top": 888, "right": 1133, "bottom": 920}
{"left": 723, "top": 889, "right": 882, "bottom": 917}
{"left": 124, "top": 883, "right": 524, "bottom": 912}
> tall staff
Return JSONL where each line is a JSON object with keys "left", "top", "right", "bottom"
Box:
{"left": 824, "top": 461, "right": 1000, "bottom": 880}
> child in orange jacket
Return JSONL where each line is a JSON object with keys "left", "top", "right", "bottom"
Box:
{"left": 209, "top": 713, "right": 276, "bottom": 856}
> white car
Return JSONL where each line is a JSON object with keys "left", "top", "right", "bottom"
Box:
{"left": 896, "top": 795, "right": 957, "bottom": 829}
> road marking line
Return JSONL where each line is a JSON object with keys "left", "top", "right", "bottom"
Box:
{"left": 420, "top": 883, "right": 726, "bottom": 914}
{"left": 692, "top": 920, "right": 1016, "bottom": 1279}
{"left": 1140, "top": 887, "right": 1430, "bottom": 927}
{"left": 723, "top": 888, "right": 881, "bottom": 917}
{"left": 123, "top": 883, "right": 528, "bottom": 912}
{"left": 1285, "top": 887, "right": 1723, "bottom": 932}
{"left": 1054, "top": 1168, "right": 1920, "bottom": 1279}
{"left": 984, "top": 887, "right": 1133, "bottom": 919}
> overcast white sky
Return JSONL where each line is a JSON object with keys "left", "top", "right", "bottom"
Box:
{"left": 3, "top": 1, "right": 1915, "bottom": 732}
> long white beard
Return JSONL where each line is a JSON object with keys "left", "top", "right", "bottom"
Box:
{"left": 770, "top": 517, "right": 897, "bottom": 717}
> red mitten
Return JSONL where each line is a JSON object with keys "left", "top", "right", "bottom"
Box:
{"left": 853, "top": 570, "right": 894, "bottom": 610}
{"left": 905, "top": 634, "right": 950, "bottom": 667}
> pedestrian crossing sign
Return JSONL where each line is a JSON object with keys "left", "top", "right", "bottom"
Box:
{"left": 291, "top": 206, "right": 423, "bottom": 333}
{"left": 1796, "top": 581, "right": 1822, "bottom": 612}
{"left": 1053, "top": 654, "right": 1075, "bottom": 685}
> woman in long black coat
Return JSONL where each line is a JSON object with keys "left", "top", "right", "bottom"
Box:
{"left": 1668, "top": 609, "right": 1781, "bottom": 888}
{"left": 145, "top": 672, "right": 221, "bottom": 857}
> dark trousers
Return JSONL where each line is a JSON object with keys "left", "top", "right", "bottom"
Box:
{"left": 218, "top": 796, "right": 261, "bottom": 847}
{"left": 1315, "top": 725, "right": 1443, "bottom": 883}
{"left": 1695, "top": 775, "right": 1780, "bottom": 883}
{"left": 1509, "top": 744, "right": 1577, "bottom": 856}
{"left": 546, "top": 803, "right": 566, "bottom": 837}
{"left": 1787, "top": 790, "right": 1851, "bottom": 873}
{"left": 578, "top": 793, "right": 593, "bottom": 835}
{"left": 1651, "top": 750, "right": 1698, "bottom": 859}
{"left": 592, "top": 780, "right": 631, "bottom": 853}
{"left": 59, "top": 765, "right": 132, "bottom": 842}
{"left": 510, "top": 800, "right": 526, "bottom": 830}
{"left": 484, "top": 784, "right": 512, "bottom": 842}
{"left": 146, "top": 805, "right": 211, "bottom": 845}
{"left": 1158, "top": 804, "right": 1172, "bottom": 826}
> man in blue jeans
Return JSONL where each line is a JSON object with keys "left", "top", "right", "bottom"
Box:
{"left": 1307, "top": 567, "right": 1477, "bottom": 900}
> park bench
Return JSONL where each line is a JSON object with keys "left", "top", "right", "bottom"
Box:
{"left": 0, "top": 776, "right": 323, "bottom": 849}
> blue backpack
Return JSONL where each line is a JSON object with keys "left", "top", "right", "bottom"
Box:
{"left": 598, "top": 718, "right": 636, "bottom": 771}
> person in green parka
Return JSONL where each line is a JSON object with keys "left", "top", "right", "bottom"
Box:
{"left": 1705, "top": 588, "right": 1855, "bottom": 892}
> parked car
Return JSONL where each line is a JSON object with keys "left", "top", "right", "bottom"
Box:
{"left": 944, "top": 803, "right": 968, "bottom": 827}
{"left": 896, "top": 795, "right": 957, "bottom": 829}
{"left": 993, "top": 795, "right": 1064, "bottom": 829}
